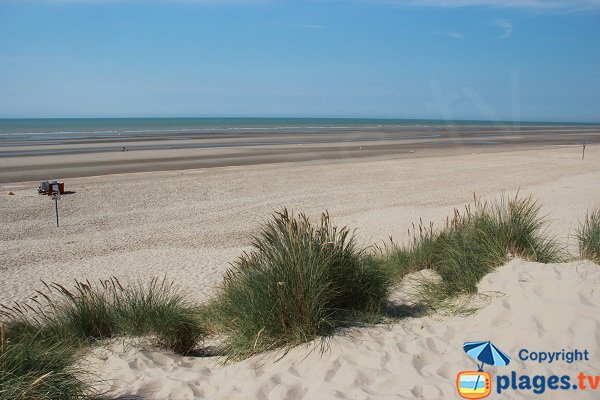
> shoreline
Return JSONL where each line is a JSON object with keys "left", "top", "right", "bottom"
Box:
{"left": 1, "top": 124, "right": 598, "bottom": 183}
{"left": 0, "top": 143, "right": 593, "bottom": 190}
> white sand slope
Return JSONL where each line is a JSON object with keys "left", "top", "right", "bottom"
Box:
{"left": 87, "top": 259, "right": 600, "bottom": 400}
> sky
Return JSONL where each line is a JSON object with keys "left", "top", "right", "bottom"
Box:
{"left": 0, "top": 0, "right": 599, "bottom": 122}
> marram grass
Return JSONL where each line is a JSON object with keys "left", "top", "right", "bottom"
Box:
{"left": 209, "top": 209, "right": 392, "bottom": 360}
{"left": 385, "top": 195, "right": 565, "bottom": 302}
{"left": 0, "top": 325, "right": 93, "bottom": 400}
{"left": 1, "top": 279, "right": 206, "bottom": 398}
{"left": 0, "top": 278, "right": 205, "bottom": 355}
{"left": 577, "top": 207, "right": 600, "bottom": 263}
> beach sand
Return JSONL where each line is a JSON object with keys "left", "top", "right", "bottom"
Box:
{"left": 2, "top": 144, "right": 600, "bottom": 399}
{"left": 85, "top": 259, "right": 600, "bottom": 400}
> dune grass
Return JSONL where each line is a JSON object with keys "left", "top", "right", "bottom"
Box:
{"left": 385, "top": 195, "right": 565, "bottom": 301}
{"left": 0, "top": 196, "right": 571, "bottom": 385}
{"left": 0, "top": 278, "right": 205, "bottom": 355}
{"left": 577, "top": 207, "right": 600, "bottom": 263}
{"left": 0, "top": 325, "right": 92, "bottom": 400}
{"left": 1, "top": 278, "right": 206, "bottom": 398}
{"left": 209, "top": 209, "right": 392, "bottom": 360}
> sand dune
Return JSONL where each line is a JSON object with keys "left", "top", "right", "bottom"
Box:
{"left": 86, "top": 259, "right": 600, "bottom": 400}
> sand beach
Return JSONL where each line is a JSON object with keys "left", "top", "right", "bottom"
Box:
{"left": 85, "top": 259, "right": 600, "bottom": 400}
{"left": 2, "top": 136, "right": 600, "bottom": 399}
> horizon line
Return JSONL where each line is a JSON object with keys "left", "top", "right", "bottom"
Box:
{"left": 1, "top": 116, "right": 599, "bottom": 125}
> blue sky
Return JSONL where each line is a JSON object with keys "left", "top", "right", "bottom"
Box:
{"left": 1, "top": 0, "right": 599, "bottom": 122}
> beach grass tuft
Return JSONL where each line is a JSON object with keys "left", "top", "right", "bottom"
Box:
{"left": 115, "top": 279, "right": 205, "bottom": 355}
{"left": 0, "top": 325, "right": 93, "bottom": 400}
{"left": 577, "top": 207, "right": 600, "bottom": 263}
{"left": 385, "top": 195, "right": 565, "bottom": 302}
{"left": 0, "top": 278, "right": 205, "bottom": 355}
{"left": 210, "top": 209, "right": 392, "bottom": 360}
{"left": 1, "top": 278, "right": 205, "bottom": 398}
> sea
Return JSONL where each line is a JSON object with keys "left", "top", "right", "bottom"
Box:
{"left": 0, "top": 118, "right": 594, "bottom": 143}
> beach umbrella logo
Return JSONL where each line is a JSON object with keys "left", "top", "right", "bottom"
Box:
{"left": 463, "top": 341, "right": 511, "bottom": 370}
{"left": 456, "top": 341, "right": 511, "bottom": 399}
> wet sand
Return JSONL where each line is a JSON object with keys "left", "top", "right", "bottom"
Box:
{"left": 1, "top": 124, "right": 598, "bottom": 182}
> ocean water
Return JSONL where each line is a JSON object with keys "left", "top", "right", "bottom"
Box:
{"left": 0, "top": 118, "right": 590, "bottom": 142}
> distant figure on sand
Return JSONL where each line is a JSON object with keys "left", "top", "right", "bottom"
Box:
{"left": 121, "top": 146, "right": 128, "bottom": 152}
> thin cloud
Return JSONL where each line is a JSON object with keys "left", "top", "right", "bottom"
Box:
{"left": 3, "top": 0, "right": 272, "bottom": 3}
{"left": 248, "top": 22, "right": 327, "bottom": 30}
{"left": 445, "top": 31, "right": 464, "bottom": 39}
{"left": 11, "top": 0, "right": 600, "bottom": 8}
{"left": 368, "top": 0, "right": 600, "bottom": 11}
{"left": 432, "top": 31, "right": 464, "bottom": 40}
{"left": 269, "top": 22, "right": 327, "bottom": 30}
{"left": 0, "top": 54, "right": 57, "bottom": 62}
{"left": 493, "top": 19, "right": 513, "bottom": 38}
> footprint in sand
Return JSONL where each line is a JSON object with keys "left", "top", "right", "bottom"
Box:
{"left": 411, "top": 385, "right": 443, "bottom": 400}
{"left": 269, "top": 373, "right": 283, "bottom": 385}
{"left": 579, "top": 291, "right": 596, "bottom": 307}
{"left": 411, "top": 354, "right": 425, "bottom": 374}
{"left": 128, "top": 358, "right": 148, "bottom": 370}
{"left": 325, "top": 360, "right": 342, "bottom": 382}
{"left": 436, "top": 362, "right": 454, "bottom": 379}
{"left": 531, "top": 316, "right": 546, "bottom": 336}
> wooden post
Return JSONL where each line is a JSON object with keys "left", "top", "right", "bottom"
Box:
{"left": 52, "top": 192, "right": 60, "bottom": 227}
